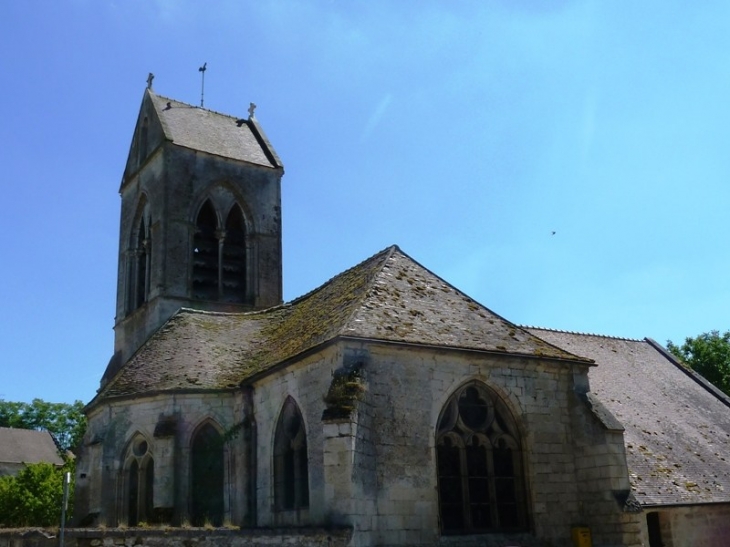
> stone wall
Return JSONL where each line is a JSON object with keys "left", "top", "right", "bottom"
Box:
{"left": 79, "top": 337, "right": 646, "bottom": 545}
{"left": 0, "top": 528, "right": 351, "bottom": 547}
{"left": 251, "top": 345, "right": 340, "bottom": 528}
{"left": 642, "top": 504, "right": 730, "bottom": 547}
{"left": 76, "top": 392, "right": 245, "bottom": 527}
{"left": 248, "top": 339, "right": 638, "bottom": 546}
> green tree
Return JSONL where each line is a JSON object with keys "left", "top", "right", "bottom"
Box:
{"left": 0, "top": 460, "right": 74, "bottom": 527}
{"left": 0, "top": 399, "right": 86, "bottom": 452}
{"left": 667, "top": 330, "right": 730, "bottom": 395}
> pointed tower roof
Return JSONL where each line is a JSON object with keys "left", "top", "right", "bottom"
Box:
{"left": 92, "top": 246, "right": 589, "bottom": 404}
{"left": 149, "top": 90, "right": 281, "bottom": 167}
{"left": 123, "top": 89, "right": 281, "bottom": 183}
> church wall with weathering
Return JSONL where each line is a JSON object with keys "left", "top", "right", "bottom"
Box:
{"left": 76, "top": 333, "right": 640, "bottom": 545}
{"left": 639, "top": 504, "right": 730, "bottom": 547}
{"left": 244, "top": 338, "right": 642, "bottom": 546}
{"left": 74, "top": 392, "right": 246, "bottom": 527}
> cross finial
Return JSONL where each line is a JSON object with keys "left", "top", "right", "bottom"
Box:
{"left": 146, "top": 73, "right": 154, "bottom": 90}
{"left": 248, "top": 102, "right": 257, "bottom": 118}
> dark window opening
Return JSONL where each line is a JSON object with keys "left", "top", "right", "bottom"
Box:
{"left": 436, "top": 382, "right": 526, "bottom": 534}
{"left": 145, "top": 461, "right": 154, "bottom": 523}
{"left": 127, "top": 213, "right": 149, "bottom": 314}
{"left": 127, "top": 453, "right": 154, "bottom": 526}
{"left": 192, "top": 200, "right": 249, "bottom": 303}
{"left": 191, "top": 423, "right": 224, "bottom": 526}
{"left": 647, "top": 512, "right": 664, "bottom": 547}
{"left": 134, "top": 217, "right": 147, "bottom": 309}
{"left": 222, "top": 204, "right": 247, "bottom": 303}
{"left": 128, "top": 460, "right": 139, "bottom": 525}
{"left": 274, "top": 397, "right": 309, "bottom": 511}
{"left": 192, "top": 201, "right": 219, "bottom": 300}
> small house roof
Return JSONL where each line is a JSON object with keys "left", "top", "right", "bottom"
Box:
{"left": 93, "top": 246, "right": 588, "bottom": 404}
{"left": 0, "top": 427, "right": 64, "bottom": 467}
{"left": 528, "top": 327, "right": 730, "bottom": 506}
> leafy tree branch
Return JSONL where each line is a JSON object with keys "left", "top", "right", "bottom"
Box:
{"left": 667, "top": 330, "right": 730, "bottom": 396}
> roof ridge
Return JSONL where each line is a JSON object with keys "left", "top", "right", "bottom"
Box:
{"left": 149, "top": 90, "right": 246, "bottom": 122}
{"left": 346, "top": 247, "right": 592, "bottom": 364}
{"left": 336, "top": 246, "right": 399, "bottom": 336}
{"left": 523, "top": 325, "right": 644, "bottom": 342}
{"left": 285, "top": 245, "right": 399, "bottom": 307}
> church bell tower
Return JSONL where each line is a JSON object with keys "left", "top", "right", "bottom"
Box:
{"left": 103, "top": 85, "right": 284, "bottom": 384}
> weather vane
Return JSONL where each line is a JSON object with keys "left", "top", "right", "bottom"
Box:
{"left": 198, "top": 62, "right": 207, "bottom": 107}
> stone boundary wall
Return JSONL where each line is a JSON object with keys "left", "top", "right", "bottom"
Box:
{"left": 0, "top": 527, "right": 352, "bottom": 547}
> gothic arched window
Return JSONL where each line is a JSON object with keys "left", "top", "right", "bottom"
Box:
{"left": 191, "top": 423, "right": 224, "bottom": 526}
{"left": 134, "top": 217, "right": 148, "bottom": 309}
{"left": 436, "top": 382, "right": 527, "bottom": 534}
{"left": 192, "top": 199, "right": 249, "bottom": 303}
{"left": 222, "top": 204, "right": 247, "bottom": 302}
{"left": 273, "top": 397, "right": 309, "bottom": 511}
{"left": 192, "top": 200, "right": 219, "bottom": 300}
{"left": 127, "top": 207, "right": 150, "bottom": 314}
{"left": 125, "top": 436, "right": 154, "bottom": 525}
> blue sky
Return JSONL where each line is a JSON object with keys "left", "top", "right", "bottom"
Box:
{"left": 2, "top": 1, "right": 729, "bottom": 404}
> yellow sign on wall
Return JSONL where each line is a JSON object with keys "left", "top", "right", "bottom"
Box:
{"left": 572, "top": 527, "right": 592, "bottom": 547}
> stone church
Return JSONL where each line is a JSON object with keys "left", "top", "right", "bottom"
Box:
{"left": 74, "top": 86, "right": 730, "bottom": 547}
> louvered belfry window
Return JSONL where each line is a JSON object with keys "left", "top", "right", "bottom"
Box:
{"left": 222, "top": 204, "right": 247, "bottom": 302}
{"left": 192, "top": 200, "right": 219, "bottom": 300}
{"left": 192, "top": 200, "right": 248, "bottom": 302}
{"left": 436, "top": 382, "right": 527, "bottom": 533}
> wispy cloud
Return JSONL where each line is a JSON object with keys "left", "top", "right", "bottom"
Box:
{"left": 360, "top": 93, "right": 392, "bottom": 142}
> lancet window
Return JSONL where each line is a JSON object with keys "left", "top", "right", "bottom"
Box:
{"left": 192, "top": 200, "right": 248, "bottom": 302}
{"left": 127, "top": 207, "right": 150, "bottom": 313}
{"left": 436, "top": 382, "right": 527, "bottom": 533}
{"left": 125, "top": 436, "right": 154, "bottom": 526}
{"left": 273, "top": 397, "right": 309, "bottom": 511}
{"left": 191, "top": 423, "right": 224, "bottom": 526}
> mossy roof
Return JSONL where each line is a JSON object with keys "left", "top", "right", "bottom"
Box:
{"left": 93, "top": 246, "right": 588, "bottom": 404}
{"left": 529, "top": 327, "right": 730, "bottom": 506}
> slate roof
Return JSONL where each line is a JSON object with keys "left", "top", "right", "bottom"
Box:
{"left": 147, "top": 90, "right": 281, "bottom": 168}
{"left": 527, "top": 328, "right": 730, "bottom": 506}
{"left": 0, "top": 428, "right": 64, "bottom": 467}
{"left": 93, "top": 246, "right": 587, "bottom": 404}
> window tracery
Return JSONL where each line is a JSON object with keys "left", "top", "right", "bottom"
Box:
{"left": 192, "top": 199, "right": 248, "bottom": 303}
{"left": 436, "top": 382, "right": 526, "bottom": 533}
{"left": 124, "top": 435, "right": 154, "bottom": 525}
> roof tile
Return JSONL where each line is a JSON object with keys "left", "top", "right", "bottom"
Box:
{"left": 0, "top": 428, "right": 64, "bottom": 467}
{"left": 94, "top": 247, "right": 586, "bottom": 403}
{"left": 149, "top": 91, "right": 278, "bottom": 168}
{"left": 528, "top": 327, "right": 730, "bottom": 506}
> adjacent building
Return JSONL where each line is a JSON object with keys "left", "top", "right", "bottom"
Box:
{"left": 0, "top": 428, "right": 64, "bottom": 477}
